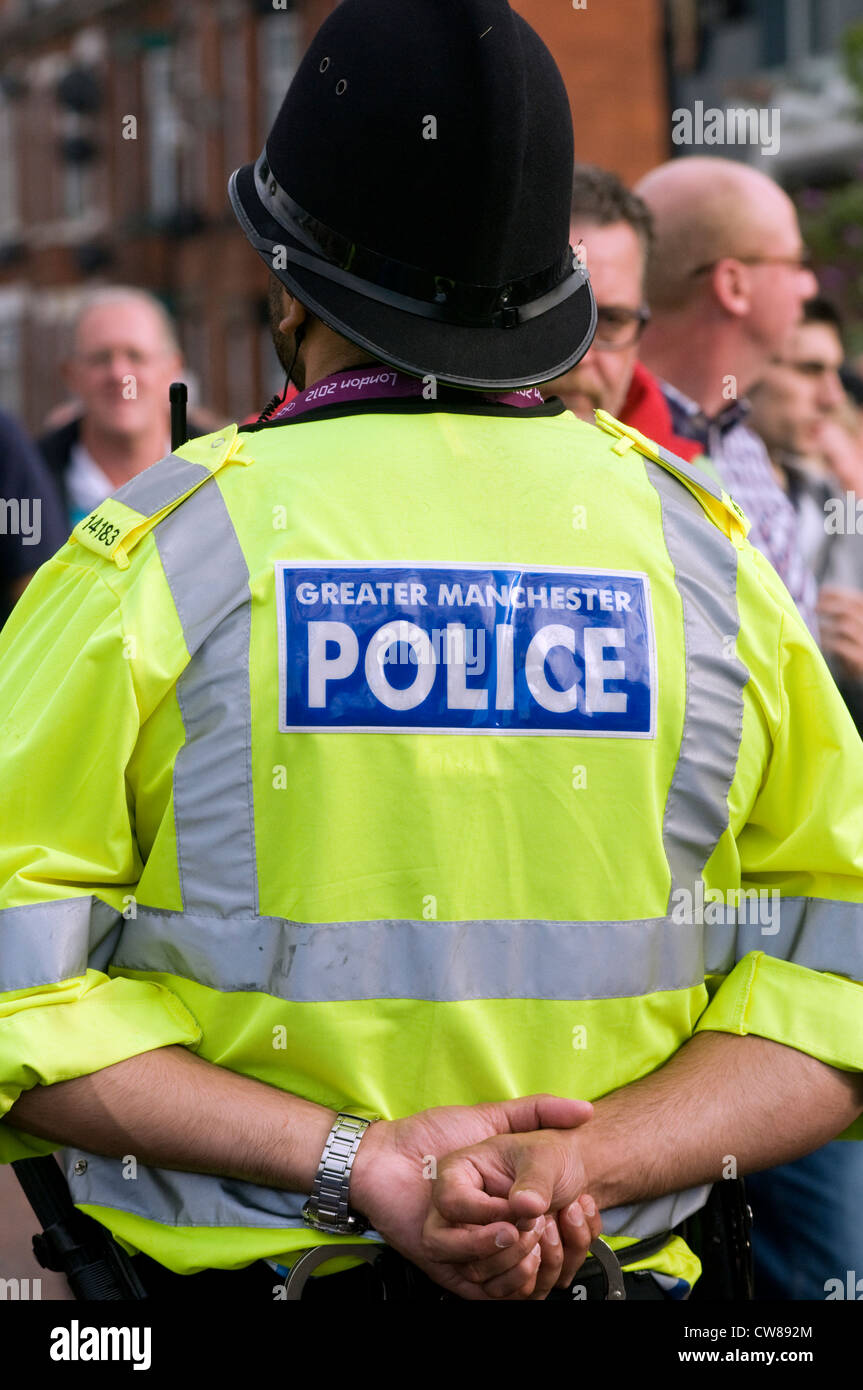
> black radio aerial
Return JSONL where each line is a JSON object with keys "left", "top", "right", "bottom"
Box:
{"left": 169, "top": 381, "right": 188, "bottom": 451}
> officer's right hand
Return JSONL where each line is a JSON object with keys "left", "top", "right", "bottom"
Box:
{"left": 350, "top": 1093, "right": 595, "bottom": 1300}
{"left": 426, "top": 1125, "right": 604, "bottom": 1294}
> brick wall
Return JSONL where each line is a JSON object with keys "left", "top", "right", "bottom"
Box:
{"left": 515, "top": 0, "right": 670, "bottom": 185}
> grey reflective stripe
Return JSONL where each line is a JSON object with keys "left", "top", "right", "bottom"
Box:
{"left": 0, "top": 897, "right": 121, "bottom": 993}
{"left": 62, "top": 1147, "right": 710, "bottom": 1243}
{"left": 644, "top": 460, "right": 748, "bottom": 901}
{"left": 705, "top": 895, "right": 863, "bottom": 979}
{"left": 154, "top": 480, "right": 257, "bottom": 917}
{"left": 111, "top": 453, "right": 212, "bottom": 518}
{"left": 62, "top": 1148, "right": 307, "bottom": 1229}
{"left": 656, "top": 443, "right": 724, "bottom": 502}
{"left": 602, "top": 1183, "right": 711, "bottom": 1240}
{"left": 113, "top": 909, "right": 709, "bottom": 1001}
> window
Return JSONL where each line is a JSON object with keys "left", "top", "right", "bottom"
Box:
{"left": 143, "top": 44, "right": 180, "bottom": 218}
{"left": 220, "top": 18, "right": 251, "bottom": 179}
{"left": 258, "top": 6, "right": 301, "bottom": 131}
{"left": 0, "top": 92, "right": 20, "bottom": 243}
{"left": 59, "top": 110, "right": 96, "bottom": 221}
{"left": 0, "top": 289, "right": 24, "bottom": 418}
{"left": 175, "top": 26, "right": 206, "bottom": 210}
{"left": 760, "top": 0, "right": 848, "bottom": 69}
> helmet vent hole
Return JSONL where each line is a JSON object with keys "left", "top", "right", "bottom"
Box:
{"left": 319, "top": 57, "right": 330, "bottom": 73}
{"left": 336, "top": 78, "right": 348, "bottom": 95}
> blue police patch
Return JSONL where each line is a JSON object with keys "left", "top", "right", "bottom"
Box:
{"left": 276, "top": 564, "right": 656, "bottom": 737}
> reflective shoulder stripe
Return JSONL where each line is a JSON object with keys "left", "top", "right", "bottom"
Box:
{"left": 154, "top": 477, "right": 257, "bottom": 918}
{"left": 69, "top": 425, "right": 253, "bottom": 569}
{"left": 593, "top": 410, "right": 750, "bottom": 544}
{"left": 641, "top": 457, "right": 748, "bottom": 904}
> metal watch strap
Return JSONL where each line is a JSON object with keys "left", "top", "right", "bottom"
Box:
{"left": 303, "top": 1113, "right": 374, "bottom": 1233}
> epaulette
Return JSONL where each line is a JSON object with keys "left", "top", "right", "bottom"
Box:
{"left": 69, "top": 425, "right": 253, "bottom": 569}
{"left": 593, "top": 409, "right": 750, "bottom": 546}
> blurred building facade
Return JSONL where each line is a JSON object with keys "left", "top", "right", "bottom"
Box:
{"left": 0, "top": 0, "right": 670, "bottom": 431}
{"left": 667, "top": 0, "right": 863, "bottom": 184}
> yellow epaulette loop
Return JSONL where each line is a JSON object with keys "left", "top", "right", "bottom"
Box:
{"left": 70, "top": 425, "right": 253, "bottom": 568}
{"left": 593, "top": 409, "right": 750, "bottom": 546}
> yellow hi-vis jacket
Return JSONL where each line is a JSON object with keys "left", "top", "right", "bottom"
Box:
{"left": 0, "top": 393, "right": 861, "bottom": 1289}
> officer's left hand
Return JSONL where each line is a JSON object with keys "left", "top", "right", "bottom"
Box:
{"left": 351, "top": 1093, "right": 595, "bottom": 1299}
{"left": 424, "top": 1127, "right": 602, "bottom": 1295}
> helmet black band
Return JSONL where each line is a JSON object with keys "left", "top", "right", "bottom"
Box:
{"left": 242, "top": 150, "right": 587, "bottom": 330}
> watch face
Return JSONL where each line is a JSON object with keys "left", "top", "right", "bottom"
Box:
{"left": 302, "top": 1200, "right": 326, "bottom": 1230}
{"left": 302, "top": 1200, "right": 367, "bottom": 1236}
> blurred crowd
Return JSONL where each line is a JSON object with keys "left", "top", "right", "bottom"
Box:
{"left": 543, "top": 155, "right": 863, "bottom": 737}
{"left": 2, "top": 152, "right": 863, "bottom": 1300}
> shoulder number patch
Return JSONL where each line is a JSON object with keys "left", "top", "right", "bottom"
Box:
{"left": 79, "top": 509, "right": 122, "bottom": 550}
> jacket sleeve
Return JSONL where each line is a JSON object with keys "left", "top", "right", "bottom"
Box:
{"left": 696, "top": 544, "right": 863, "bottom": 1136}
{"left": 0, "top": 547, "right": 201, "bottom": 1163}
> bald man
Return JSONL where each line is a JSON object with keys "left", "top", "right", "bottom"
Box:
{"left": 635, "top": 157, "right": 820, "bottom": 634}
{"left": 38, "top": 289, "right": 214, "bottom": 529}
{"left": 637, "top": 159, "right": 863, "bottom": 1301}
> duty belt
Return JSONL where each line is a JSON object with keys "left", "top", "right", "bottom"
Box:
{"left": 282, "top": 1233, "right": 674, "bottom": 1301}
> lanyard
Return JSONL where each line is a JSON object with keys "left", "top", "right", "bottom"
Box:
{"left": 271, "top": 365, "right": 545, "bottom": 421}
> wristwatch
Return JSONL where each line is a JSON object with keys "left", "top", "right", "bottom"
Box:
{"left": 302, "top": 1112, "right": 378, "bottom": 1235}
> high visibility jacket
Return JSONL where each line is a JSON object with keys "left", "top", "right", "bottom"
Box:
{"left": 1, "top": 393, "right": 862, "bottom": 1289}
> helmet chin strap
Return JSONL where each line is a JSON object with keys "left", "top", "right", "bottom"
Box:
{"left": 256, "top": 321, "right": 306, "bottom": 425}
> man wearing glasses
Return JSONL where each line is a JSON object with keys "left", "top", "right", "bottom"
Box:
{"left": 635, "top": 156, "right": 820, "bottom": 634}
{"left": 542, "top": 165, "right": 705, "bottom": 466}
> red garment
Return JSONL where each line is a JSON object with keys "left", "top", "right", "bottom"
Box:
{"left": 620, "top": 362, "right": 702, "bottom": 463}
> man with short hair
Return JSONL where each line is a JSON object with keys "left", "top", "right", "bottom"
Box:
{"left": 542, "top": 165, "right": 703, "bottom": 463}
{"left": 635, "top": 157, "right": 820, "bottom": 632}
{"left": 748, "top": 296, "right": 863, "bottom": 727}
{"left": 749, "top": 297, "right": 847, "bottom": 470}
{"left": 38, "top": 288, "right": 212, "bottom": 528}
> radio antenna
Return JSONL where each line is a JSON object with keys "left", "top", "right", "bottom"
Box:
{"left": 170, "top": 381, "right": 188, "bottom": 451}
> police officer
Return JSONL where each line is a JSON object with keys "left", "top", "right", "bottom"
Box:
{"left": 1, "top": 0, "right": 862, "bottom": 1305}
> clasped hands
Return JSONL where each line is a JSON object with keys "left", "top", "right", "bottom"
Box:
{"left": 349, "top": 1094, "right": 603, "bottom": 1301}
